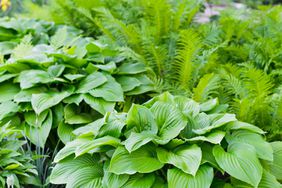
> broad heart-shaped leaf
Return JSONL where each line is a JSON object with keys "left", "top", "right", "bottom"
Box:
{"left": 193, "top": 113, "right": 237, "bottom": 135}
{"left": 213, "top": 143, "right": 263, "bottom": 187}
{"left": 174, "top": 96, "right": 200, "bottom": 117}
{"left": 75, "top": 136, "right": 121, "bottom": 157}
{"left": 73, "top": 118, "right": 105, "bottom": 137}
{"left": 185, "top": 130, "right": 225, "bottom": 144}
{"left": 227, "top": 121, "right": 266, "bottom": 134}
{"left": 23, "top": 109, "right": 52, "bottom": 148}
{"left": 102, "top": 162, "right": 129, "bottom": 188}
{"left": 124, "top": 75, "right": 154, "bottom": 96}
{"left": 122, "top": 174, "right": 156, "bottom": 188}
{"left": 19, "top": 70, "right": 53, "bottom": 89}
{"left": 226, "top": 130, "right": 273, "bottom": 161}
{"left": 258, "top": 170, "right": 282, "bottom": 188}
{"left": 157, "top": 144, "right": 202, "bottom": 175}
{"left": 48, "top": 64, "right": 65, "bottom": 77}
{"left": 0, "top": 101, "right": 18, "bottom": 121}
{"left": 117, "top": 62, "right": 146, "bottom": 75}
{"left": 24, "top": 110, "right": 48, "bottom": 128}
{"left": 57, "top": 122, "right": 75, "bottom": 144}
{"left": 14, "top": 87, "right": 47, "bottom": 103}
{"left": 150, "top": 101, "right": 187, "bottom": 144}
{"left": 124, "top": 132, "right": 156, "bottom": 153}
{"left": 126, "top": 104, "right": 158, "bottom": 134}
{"left": 31, "top": 88, "right": 73, "bottom": 114}
{"left": 64, "top": 104, "right": 93, "bottom": 124}
{"left": 50, "top": 154, "right": 103, "bottom": 188}
{"left": 266, "top": 142, "right": 282, "bottom": 181}
{"left": 116, "top": 76, "right": 141, "bottom": 92}
{"left": 109, "top": 145, "right": 164, "bottom": 174}
{"left": 76, "top": 72, "right": 107, "bottom": 93}
{"left": 89, "top": 74, "right": 124, "bottom": 102}
{"left": 0, "top": 82, "right": 20, "bottom": 102}
{"left": 167, "top": 165, "right": 213, "bottom": 188}
{"left": 83, "top": 94, "right": 115, "bottom": 115}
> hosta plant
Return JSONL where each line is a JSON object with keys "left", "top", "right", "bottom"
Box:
{"left": 50, "top": 92, "right": 282, "bottom": 188}
{"left": 0, "top": 122, "right": 38, "bottom": 188}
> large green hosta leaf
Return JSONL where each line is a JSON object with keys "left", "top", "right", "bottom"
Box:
{"left": 0, "top": 101, "right": 18, "bottom": 121}
{"left": 213, "top": 143, "right": 263, "bottom": 187}
{"left": 76, "top": 72, "right": 107, "bottom": 93}
{"left": 0, "top": 82, "right": 20, "bottom": 102}
{"left": 167, "top": 165, "right": 213, "bottom": 188}
{"left": 226, "top": 130, "right": 273, "bottom": 161}
{"left": 64, "top": 104, "right": 93, "bottom": 124}
{"left": 102, "top": 162, "right": 129, "bottom": 188}
{"left": 18, "top": 70, "right": 53, "bottom": 89}
{"left": 50, "top": 154, "right": 103, "bottom": 188}
{"left": 157, "top": 144, "right": 202, "bottom": 175}
{"left": 31, "top": 88, "right": 73, "bottom": 114}
{"left": 109, "top": 145, "right": 163, "bottom": 174}
{"left": 267, "top": 142, "right": 282, "bottom": 181}
{"left": 150, "top": 101, "right": 187, "bottom": 144}
{"left": 83, "top": 94, "right": 115, "bottom": 115}
{"left": 122, "top": 174, "right": 156, "bottom": 188}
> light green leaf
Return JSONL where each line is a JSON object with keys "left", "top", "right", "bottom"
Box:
{"left": 93, "top": 62, "right": 116, "bottom": 73}
{"left": 150, "top": 102, "right": 187, "bottom": 144}
{"left": 23, "top": 109, "right": 53, "bottom": 148}
{"left": 109, "top": 145, "right": 163, "bottom": 174}
{"left": 213, "top": 143, "right": 263, "bottom": 187}
{"left": 126, "top": 104, "right": 158, "bottom": 134}
{"left": 167, "top": 165, "right": 213, "bottom": 188}
{"left": 200, "top": 98, "right": 218, "bottom": 112}
{"left": 14, "top": 87, "right": 47, "bottom": 103}
{"left": 73, "top": 118, "right": 105, "bottom": 137}
{"left": 50, "top": 155, "right": 103, "bottom": 188}
{"left": 122, "top": 174, "right": 156, "bottom": 188}
{"left": 64, "top": 104, "right": 93, "bottom": 124}
{"left": 174, "top": 96, "right": 200, "bottom": 117}
{"left": 83, "top": 94, "right": 115, "bottom": 115}
{"left": 75, "top": 136, "right": 120, "bottom": 157}
{"left": 48, "top": 64, "right": 65, "bottom": 77}
{"left": 0, "top": 101, "right": 18, "bottom": 121}
{"left": 0, "top": 73, "right": 16, "bottom": 83}
{"left": 157, "top": 144, "right": 202, "bottom": 175}
{"left": 117, "top": 62, "right": 146, "bottom": 75}
{"left": 258, "top": 170, "right": 281, "bottom": 188}
{"left": 226, "top": 130, "right": 273, "bottom": 161}
{"left": 76, "top": 72, "right": 107, "bottom": 93}
{"left": 193, "top": 113, "right": 237, "bottom": 135}
{"left": 64, "top": 74, "right": 85, "bottom": 81}
{"left": 24, "top": 110, "right": 48, "bottom": 128}
{"left": 0, "top": 82, "right": 20, "bottom": 102}
{"left": 227, "top": 121, "right": 266, "bottom": 134}
{"left": 102, "top": 162, "right": 129, "bottom": 188}
{"left": 63, "top": 94, "right": 84, "bottom": 105}
{"left": 89, "top": 75, "right": 124, "bottom": 102}
{"left": 116, "top": 76, "right": 141, "bottom": 92}
{"left": 58, "top": 122, "right": 75, "bottom": 144}
{"left": 124, "top": 132, "right": 156, "bottom": 153}
{"left": 19, "top": 70, "right": 53, "bottom": 89}
{"left": 31, "top": 88, "right": 73, "bottom": 114}
{"left": 185, "top": 131, "right": 225, "bottom": 144}
{"left": 267, "top": 142, "right": 282, "bottom": 181}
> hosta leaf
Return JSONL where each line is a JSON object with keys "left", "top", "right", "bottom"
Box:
{"left": 116, "top": 76, "right": 141, "bottom": 92}
{"left": 226, "top": 130, "right": 273, "bottom": 161}
{"left": 125, "top": 75, "right": 154, "bottom": 95}
{"left": 75, "top": 136, "right": 121, "bottom": 157}
{"left": 19, "top": 70, "right": 53, "bottom": 89}
{"left": 258, "top": 170, "right": 281, "bottom": 188}
{"left": 126, "top": 104, "right": 158, "bottom": 134}
{"left": 64, "top": 104, "right": 93, "bottom": 124}
{"left": 267, "top": 142, "right": 282, "bottom": 181}
{"left": 0, "top": 101, "right": 18, "bottom": 121}
{"left": 117, "top": 62, "right": 146, "bottom": 74}
{"left": 0, "top": 82, "right": 20, "bottom": 102}
{"left": 213, "top": 143, "right": 263, "bottom": 187}
{"left": 73, "top": 118, "right": 105, "bottom": 137}
{"left": 76, "top": 72, "right": 107, "bottom": 93}
{"left": 174, "top": 96, "right": 200, "bottom": 117}
{"left": 167, "top": 165, "right": 213, "bottom": 188}
{"left": 89, "top": 75, "right": 124, "bottom": 102}
{"left": 157, "top": 144, "right": 202, "bottom": 175}
{"left": 144, "top": 92, "right": 175, "bottom": 108}
{"left": 14, "top": 87, "right": 47, "bottom": 103}
{"left": 50, "top": 155, "right": 103, "bottom": 187}
{"left": 0, "top": 73, "right": 16, "bottom": 83}
{"left": 63, "top": 94, "right": 84, "bottom": 105}
{"left": 200, "top": 98, "right": 218, "bottom": 112}
{"left": 23, "top": 109, "right": 52, "bottom": 148}
{"left": 24, "top": 110, "right": 48, "bottom": 128}
{"left": 122, "top": 174, "right": 156, "bottom": 188}
{"left": 102, "top": 162, "right": 129, "bottom": 188}
{"left": 83, "top": 94, "right": 115, "bottom": 115}
{"left": 109, "top": 145, "right": 163, "bottom": 174}
{"left": 54, "top": 139, "right": 91, "bottom": 162}
{"left": 193, "top": 114, "right": 236, "bottom": 135}
{"left": 57, "top": 122, "right": 75, "bottom": 144}
{"left": 48, "top": 64, "right": 65, "bottom": 77}
{"left": 124, "top": 132, "right": 156, "bottom": 153}
{"left": 64, "top": 74, "right": 85, "bottom": 81}
{"left": 185, "top": 131, "right": 225, "bottom": 144}
{"left": 150, "top": 102, "right": 187, "bottom": 144}
{"left": 31, "top": 88, "right": 73, "bottom": 114}
{"left": 93, "top": 62, "right": 116, "bottom": 73}
{"left": 227, "top": 121, "right": 266, "bottom": 134}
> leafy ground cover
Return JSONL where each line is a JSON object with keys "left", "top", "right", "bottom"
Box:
{"left": 0, "top": 0, "right": 281, "bottom": 187}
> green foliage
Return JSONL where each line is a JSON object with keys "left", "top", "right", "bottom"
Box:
{"left": 0, "top": 122, "right": 38, "bottom": 188}
{"left": 50, "top": 92, "right": 281, "bottom": 187}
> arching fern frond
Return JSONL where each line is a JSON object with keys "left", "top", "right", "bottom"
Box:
{"left": 171, "top": 29, "right": 202, "bottom": 90}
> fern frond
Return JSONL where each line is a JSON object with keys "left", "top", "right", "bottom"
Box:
{"left": 193, "top": 73, "right": 220, "bottom": 102}
{"left": 171, "top": 29, "right": 202, "bottom": 90}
